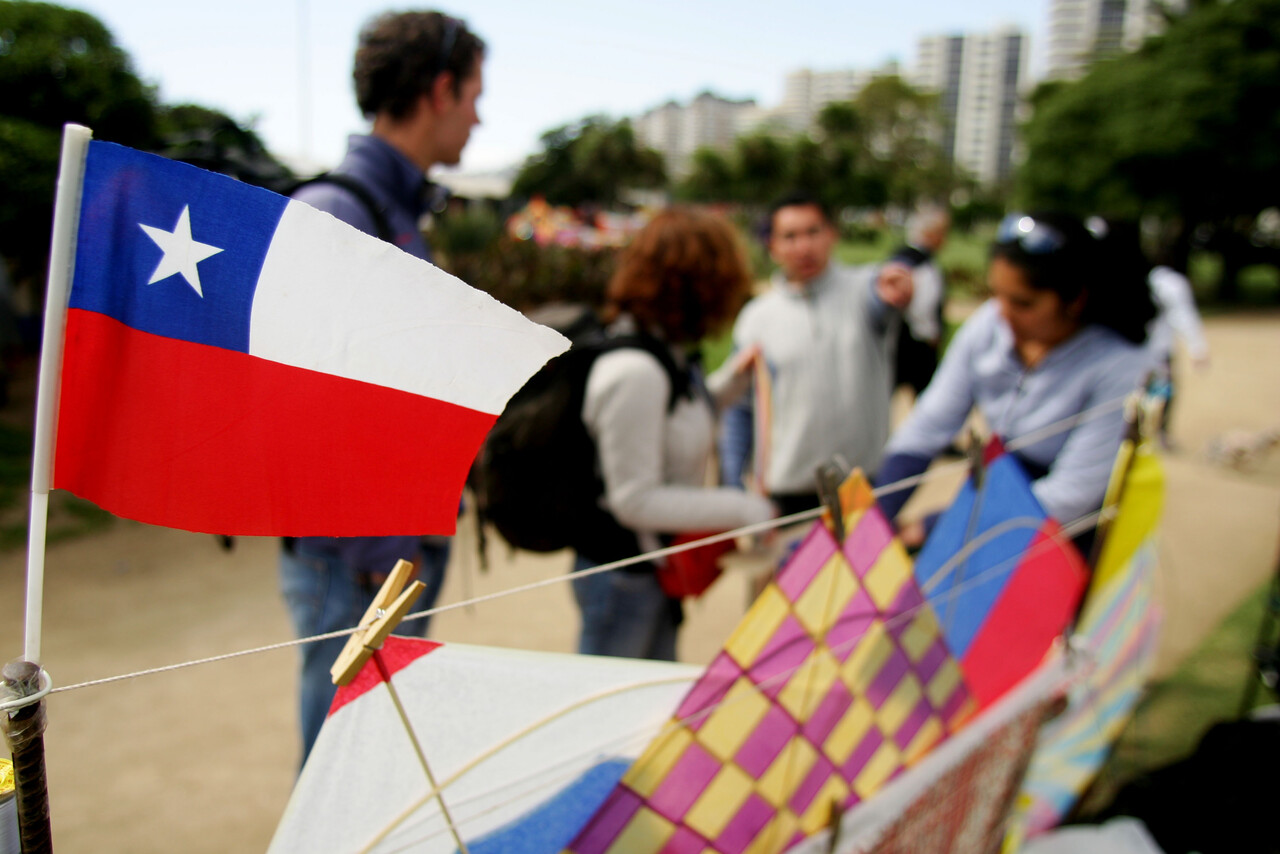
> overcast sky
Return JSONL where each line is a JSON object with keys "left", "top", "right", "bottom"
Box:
{"left": 72, "top": 0, "right": 1048, "bottom": 174}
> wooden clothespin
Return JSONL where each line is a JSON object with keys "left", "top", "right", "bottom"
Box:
{"left": 966, "top": 427, "right": 987, "bottom": 491}
{"left": 1130, "top": 370, "right": 1156, "bottom": 443}
{"left": 815, "top": 462, "right": 847, "bottom": 544}
{"left": 330, "top": 559, "right": 427, "bottom": 687}
{"left": 824, "top": 794, "right": 845, "bottom": 853}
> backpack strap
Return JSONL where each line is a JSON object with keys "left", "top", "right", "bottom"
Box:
{"left": 292, "top": 173, "right": 394, "bottom": 244}
{"left": 592, "top": 332, "right": 691, "bottom": 413}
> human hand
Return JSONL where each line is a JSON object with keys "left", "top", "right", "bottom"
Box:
{"left": 877, "top": 262, "right": 914, "bottom": 310}
{"left": 898, "top": 519, "right": 927, "bottom": 550}
{"left": 727, "top": 343, "right": 763, "bottom": 378}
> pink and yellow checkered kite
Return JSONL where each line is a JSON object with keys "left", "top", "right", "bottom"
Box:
{"left": 566, "top": 473, "right": 976, "bottom": 854}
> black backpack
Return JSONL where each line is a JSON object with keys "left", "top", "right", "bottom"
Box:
{"left": 289, "top": 172, "right": 394, "bottom": 242}
{"left": 471, "top": 304, "right": 689, "bottom": 564}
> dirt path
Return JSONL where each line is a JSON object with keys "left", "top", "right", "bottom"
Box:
{"left": 2, "top": 311, "right": 1277, "bottom": 853}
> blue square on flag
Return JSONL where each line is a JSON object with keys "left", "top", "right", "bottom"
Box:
{"left": 74, "top": 143, "right": 287, "bottom": 353}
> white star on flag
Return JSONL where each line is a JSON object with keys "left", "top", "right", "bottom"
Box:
{"left": 139, "top": 205, "right": 223, "bottom": 297}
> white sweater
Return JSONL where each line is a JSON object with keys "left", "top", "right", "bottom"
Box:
{"left": 708, "top": 263, "right": 897, "bottom": 493}
{"left": 582, "top": 343, "right": 774, "bottom": 554}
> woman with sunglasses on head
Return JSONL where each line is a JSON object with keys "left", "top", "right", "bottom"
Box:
{"left": 873, "top": 211, "right": 1157, "bottom": 557}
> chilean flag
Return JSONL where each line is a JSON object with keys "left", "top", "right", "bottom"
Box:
{"left": 51, "top": 141, "right": 567, "bottom": 536}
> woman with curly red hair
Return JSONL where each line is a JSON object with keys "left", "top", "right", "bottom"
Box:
{"left": 573, "top": 208, "right": 776, "bottom": 660}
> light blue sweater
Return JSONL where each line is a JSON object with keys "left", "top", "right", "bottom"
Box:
{"left": 882, "top": 300, "right": 1153, "bottom": 525}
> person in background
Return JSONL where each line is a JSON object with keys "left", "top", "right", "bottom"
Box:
{"left": 279, "top": 9, "right": 484, "bottom": 765}
{"left": 710, "top": 191, "right": 913, "bottom": 516}
{"left": 889, "top": 204, "right": 951, "bottom": 397}
{"left": 1090, "top": 218, "right": 1211, "bottom": 450}
{"left": 874, "top": 212, "right": 1156, "bottom": 557}
{"left": 1147, "top": 258, "right": 1210, "bottom": 448}
{"left": 574, "top": 208, "right": 776, "bottom": 661}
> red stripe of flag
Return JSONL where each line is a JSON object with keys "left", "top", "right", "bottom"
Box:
{"left": 54, "top": 309, "right": 496, "bottom": 536}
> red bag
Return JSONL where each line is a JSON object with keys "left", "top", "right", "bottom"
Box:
{"left": 657, "top": 532, "right": 735, "bottom": 598}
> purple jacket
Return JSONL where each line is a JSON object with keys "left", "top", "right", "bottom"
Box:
{"left": 291, "top": 134, "right": 435, "bottom": 262}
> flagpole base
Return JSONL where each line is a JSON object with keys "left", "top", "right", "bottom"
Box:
{"left": 2, "top": 661, "right": 53, "bottom": 854}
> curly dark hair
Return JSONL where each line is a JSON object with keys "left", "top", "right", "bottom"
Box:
{"left": 606, "top": 208, "right": 753, "bottom": 345}
{"left": 354, "top": 11, "right": 485, "bottom": 120}
{"left": 991, "top": 211, "right": 1155, "bottom": 344}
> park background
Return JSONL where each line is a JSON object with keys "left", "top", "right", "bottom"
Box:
{"left": 1, "top": 0, "right": 1279, "bottom": 850}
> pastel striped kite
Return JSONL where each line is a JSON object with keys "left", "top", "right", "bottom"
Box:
{"left": 1003, "top": 429, "right": 1164, "bottom": 846}
{"left": 565, "top": 471, "right": 976, "bottom": 854}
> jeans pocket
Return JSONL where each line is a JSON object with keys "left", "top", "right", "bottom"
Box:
{"left": 279, "top": 550, "right": 330, "bottom": 636}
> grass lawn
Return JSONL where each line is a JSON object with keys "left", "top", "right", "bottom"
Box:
{"left": 1079, "top": 577, "right": 1279, "bottom": 815}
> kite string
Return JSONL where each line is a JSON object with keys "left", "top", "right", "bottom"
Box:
{"left": 358, "top": 674, "right": 700, "bottom": 851}
{"left": 395, "top": 387, "right": 1125, "bottom": 630}
{"left": 42, "top": 391, "right": 1128, "bottom": 698}
{"left": 362, "top": 511, "right": 1103, "bottom": 852}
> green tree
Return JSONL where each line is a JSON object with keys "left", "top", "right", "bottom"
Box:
{"left": 0, "top": 2, "right": 292, "bottom": 287}
{"left": 677, "top": 131, "right": 815, "bottom": 207}
{"left": 812, "top": 77, "right": 958, "bottom": 214}
{"left": 511, "top": 116, "right": 665, "bottom": 207}
{"left": 154, "top": 104, "right": 295, "bottom": 192}
{"left": 847, "top": 76, "right": 953, "bottom": 209}
{"left": 814, "top": 100, "right": 885, "bottom": 211}
{"left": 675, "top": 147, "right": 736, "bottom": 202}
{"left": 1017, "top": 0, "right": 1280, "bottom": 297}
{"left": 787, "top": 135, "right": 828, "bottom": 198}
{"left": 0, "top": 1, "right": 161, "bottom": 274}
{"left": 732, "top": 132, "right": 792, "bottom": 205}
{"left": 0, "top": 1, "right": 159, "bottom": 145}
{"left": 676, "top": 78, "right": 955, "bottom": 213}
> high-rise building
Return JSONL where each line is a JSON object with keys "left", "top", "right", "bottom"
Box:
{"left": 774, "top": 62, "right": 901, "bottom": 132}
{"left": 912, "top": 26, "right": 1028, "bottom": 187}
{"left": 632, "top": 92, "right": 758, "bottom": 177}
{"left": 913, "top": 35, "right": 966, "bottom": 165}
{"left": 1046, "top": 0, "right": 1184, "bottom": 80}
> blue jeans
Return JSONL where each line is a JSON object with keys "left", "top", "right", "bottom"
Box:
{"left": 570, "top": 555, "right": 678, "bottom": 661}
{"left": 278, "top": 539, "right": 449, "bottom": 765}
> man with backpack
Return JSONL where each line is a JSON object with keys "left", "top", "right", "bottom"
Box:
{"left": 279, "top": 9, "right": 485, "bottom": 765}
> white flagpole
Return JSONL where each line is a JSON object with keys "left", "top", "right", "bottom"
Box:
{"left": 24, "top": 123, "right": 93, "bottom": 664}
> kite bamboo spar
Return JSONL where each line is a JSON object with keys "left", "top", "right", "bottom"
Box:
{"left": 2, "top": 122, "right": 92, "bottom": 854}
{"left": 331, "top": 562, "right": 471, "bottom": 854}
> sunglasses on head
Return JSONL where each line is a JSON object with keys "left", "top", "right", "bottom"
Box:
{"left": 996, "top": 214, "right": 1068, "bottom": 255}
{"left": 433, "top": 16, "right": 460, "bottom": 82}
